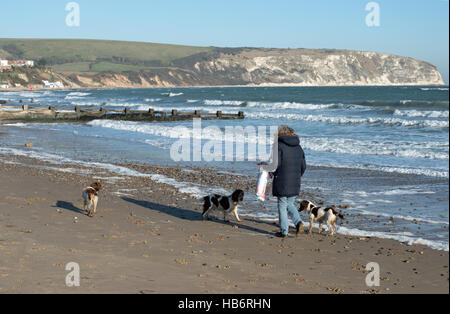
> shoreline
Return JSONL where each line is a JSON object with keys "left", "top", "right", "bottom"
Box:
{"left": 1, "top": 83, "right": 448, "bottom": 93}
{"left": 0, "top": 152, "right": 448, "bottom": 293}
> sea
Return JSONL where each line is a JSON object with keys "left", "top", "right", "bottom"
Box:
{"left": 0, "top": 86, "right": 449, "bottom": 250}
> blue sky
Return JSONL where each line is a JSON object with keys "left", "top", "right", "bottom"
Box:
{"left": 0, "top": 0, "right": 448, "bottom": 83}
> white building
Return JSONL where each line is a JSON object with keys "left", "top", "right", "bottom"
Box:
{"left": 0, "top": 60, "right": 8, "bottom": 66}
{"left": 42, "top": 80, "right": 64, "bottom": 89}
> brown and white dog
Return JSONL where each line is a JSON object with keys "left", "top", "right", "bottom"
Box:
{"left": 298, "top": 200, "right": 344, "bottom": 236}
{"left": 202, "top": 190, "right": 245, "bottom": 222}
{"left": 82, "top": 182, "right": 103, "bottom": 217}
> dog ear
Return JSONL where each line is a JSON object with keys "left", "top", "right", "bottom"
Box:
{"left": 299, "top": 200, "right": 311, "bottom": 212}
{"left": 91, "top": 182, "right": 102, "bottom": 191}
{"left": 232, "top": 190, "right": 244, "bottom": 202}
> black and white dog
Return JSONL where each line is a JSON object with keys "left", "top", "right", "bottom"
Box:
{"left": 202, "top": 190, "right": 245, "bottom": 222}
{"left": 298, "top": 200, "right": 345, "bottom": 236}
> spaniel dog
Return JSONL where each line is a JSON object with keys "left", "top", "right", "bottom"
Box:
{"left": 202, "top": 190, "right": 245, "bottom": 223}
{"left": 298, "top": 200, "right": 344, "bottom": 236}
{"left": 82, "top": 182, "right": 103, "bottom": 217}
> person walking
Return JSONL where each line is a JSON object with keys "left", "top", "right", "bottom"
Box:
{"left": 261, "top": 125, "right": 307, "bottom": 238}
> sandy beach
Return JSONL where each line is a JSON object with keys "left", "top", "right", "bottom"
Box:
{"left": 0, "top": 153, "right": 448, "bottom": 294}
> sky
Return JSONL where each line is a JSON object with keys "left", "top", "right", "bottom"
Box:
{"left": 0, "top": 0, "right": 448, "bottom": 83}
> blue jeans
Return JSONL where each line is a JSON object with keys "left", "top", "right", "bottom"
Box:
{"left": 278, "top": 196, "right": 302, "bottom": 236}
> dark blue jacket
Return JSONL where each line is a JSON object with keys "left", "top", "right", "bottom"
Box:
{"left": 272, "top": 136, "right": 306, "bottom": 197}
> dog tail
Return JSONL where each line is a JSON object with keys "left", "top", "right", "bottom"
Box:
{"left": 327, "top": 207, "right": 345, "bottom": 220}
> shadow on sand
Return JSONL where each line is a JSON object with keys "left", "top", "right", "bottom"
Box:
{"left": 121, "top": 197, "right": 274, "bottom": 236}
{"left": 54, "top": 201, "right": 85, "bottom": 215}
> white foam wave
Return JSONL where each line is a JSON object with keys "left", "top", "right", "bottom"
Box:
{"left": 394, "top": 109, "right": 449, "bottom": 119}
{"left": 311, "top": 162, "right": 448, "bottom": 178}
{"left": 162, "top": 92, "right": 184, "bottom": 97}
{"left": 246, "top": 112, "right": 449, "bottom": 129}
{"left": 357, "top": 210, "right": 448, "bottom": 226}
{"left": 145, "top": 98, "right": 162, "bottom": 102}
{"left": 87, "top": 120, "right": 271, "bottom": 145}
{"left": 0, "top": 147, "right": 228, "bottom": 199}
{"left": 246, "top": 101, "right": 344, "bottom": 110}
{"left": 303, "top": 137, "right": 449, "bottom": 160}
{"left": 65, "top": 92, "right": 91, "bottom": 100}
{"left": 335, "top": 225, "right": 448, "bottom": 251}
{"left": 421, "top": 87, "right": 449, "bottom": 91}
{"left": 67, "top": 92, "right": 91, "bottom": 97}
{"left": 245, "top": 210, "right": 448, "bottom": 251}
{"left": 203, "top": 100, "right": 245, "bottom": 106}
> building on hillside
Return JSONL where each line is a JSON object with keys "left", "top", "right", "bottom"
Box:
{"left": 42, "top": 80, "right": 64, "bottom": 89}
{"left": 0, "top": 60, "right": 11, "bottom": 72}
{"left": 0, "top": 82, "right": 9, "bottom": 89}
{"left": 9, "top": 60, "right": 34, "bottom": 67}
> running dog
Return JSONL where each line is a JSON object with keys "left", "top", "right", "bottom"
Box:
{"left": 82, "top": 182, "right": 103, "bottom": 217}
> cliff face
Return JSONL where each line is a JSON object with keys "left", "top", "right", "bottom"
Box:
{"left": 2, "top": 48, "right": 444, "bottom": 89}
{"left": 71, "top": 49, "right": 443, "bottom": 88}
{"left": 174, "top": 49, "right": 444, "bottom": 86}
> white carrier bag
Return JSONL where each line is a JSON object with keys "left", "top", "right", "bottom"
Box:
{"left": 256, "top": 168, "right": 269, "bottom": 201}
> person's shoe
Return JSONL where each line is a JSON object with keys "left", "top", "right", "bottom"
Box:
{"left": 296, "top": 222, "right": 304, "bottom": 236}
{"left": 275, "top": 232, "right": 288, "bottom": 239}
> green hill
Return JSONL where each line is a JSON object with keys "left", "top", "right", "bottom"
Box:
{"left": 0, "top": 38, "right": 444, "bottom": 88}
{"left": 0, "top": 38, "right": 213, "bottom": 72}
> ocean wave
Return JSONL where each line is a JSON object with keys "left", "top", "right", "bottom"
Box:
{"left": 202, "top": 100, "right": 351, "bottom": 110}
{"left": 246, "top": 101, "right": 344, "bottom": 110}
{"left": 246, "top": 112, "right": 450, "bottom": 129}
{"left": 393, "top": 109, "right": 449, "bottom": 119}
{"left": 0, "top": 146, "right": 228, "bottom": 200}
{"left": 303, "top": 137, "right": 449, "bottom": 160}
{"left": 361, "top": 100, "right": 449, "bottom": 108}
{"left": 421, "top": 87, "right": 449, "bottom": 91}
{"left": 64, "top": 92, "right": 91, "bottom": 100}
{"left": 66, "top": 92, "right": 91, "bottom": 97}
{"left": 87, "top": 120, "right": 270, "bottom": 144}
{"left": 335, "top": 226, "right": 448, "bottom": 251}
{"left": 144, "top": 98, "right": 162, "bottom": 102}
{"left": 357, "top": 210, "right": 448, "bottom": 226}
{"left": 162, "top": 92, "right": 184, "bottom": 97}
{"left": 246, "top": 210, "right": 448, "bottom": 251}
{"left": 311, "top": 162, "right": 448, "bottom": 178}
{"left": 203, "top": 100, "right": 246, "bottom": 106}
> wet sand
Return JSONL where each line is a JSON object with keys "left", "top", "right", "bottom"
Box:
{"left": 0, "top": 154, "right": 448, "bottom": 294}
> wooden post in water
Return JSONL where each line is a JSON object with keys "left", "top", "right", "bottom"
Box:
{"left": 148, "top": 108, "right": 155, "bottom": 116}
{"left": 124, "top": 107, "right": 130, "bottom": 115}
{"left": 217, "top": 111, "right": 222, "bottom": 118}
{"left": 75, "top": 106, "right": 81, "bottom": 119}
{"left": 172, "top": 109, "right": 178, "bottom": 117}
{"left": 238, "top": 111, "right": 244, "bottom": 118}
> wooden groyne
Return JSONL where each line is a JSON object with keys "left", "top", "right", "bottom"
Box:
{"left": 0, "top": 104, "right": 245, "bottom": 122}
